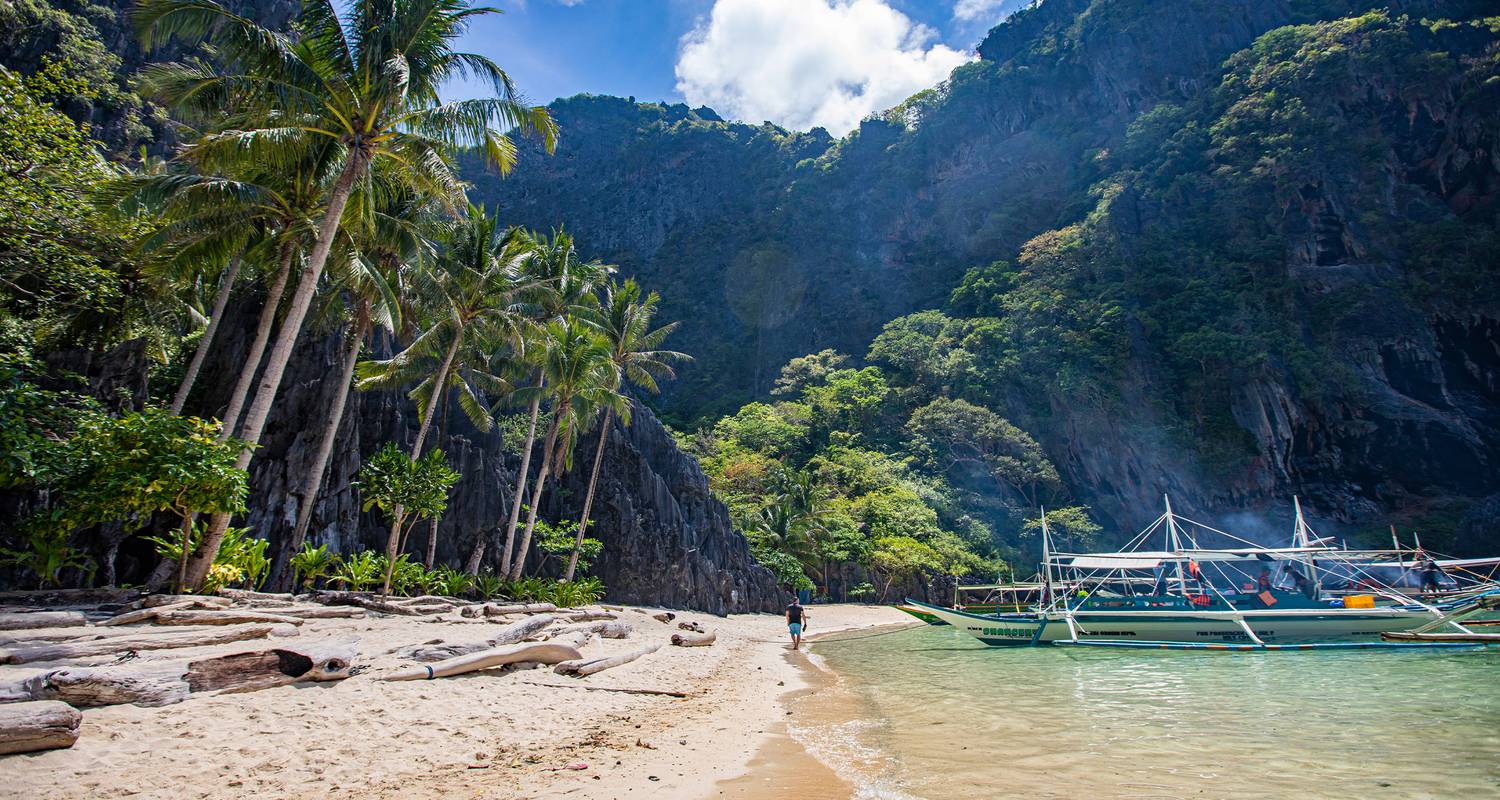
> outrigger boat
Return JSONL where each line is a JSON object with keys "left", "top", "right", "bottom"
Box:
{"left": 896, "top": 581, "right": 1045, "bottom": 625}
{"left": 909, "top": 497, "right": 1500, "bottom": 649}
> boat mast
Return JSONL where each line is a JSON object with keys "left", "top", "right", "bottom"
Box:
{"left": 1294, "top": 496, "right": 1321, "bottom": 591}
{"left": 1039, "top": 506, "right": 1053, "bottom": 611}
{"left": 1164, "top": 495, "right": 1188, "bottom": 597}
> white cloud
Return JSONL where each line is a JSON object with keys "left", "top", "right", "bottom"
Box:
{"left": 953, "top": 0, "right": 1029, "bottom": 24}
{"left": 674, "top": 0, "right": 971, "bottom": 135}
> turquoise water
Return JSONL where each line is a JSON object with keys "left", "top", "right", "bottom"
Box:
{"left": 796, "top": 626, "right": 1500, "bottom": 799}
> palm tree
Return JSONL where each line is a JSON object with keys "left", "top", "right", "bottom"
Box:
{"left": 506, "top": 318, "right": 615, "bottom": 580}
{"left": 492, "top": 230, "right": 613, "bottom": 577}
{"left": 135, "top": 0, "right": 556, "bottom": 589}
{"left": 562, "top": 280, "right": 689, "bottom": 581}
{"left": 357, "top": 205, "right": 533, "bottom": 591}
{"left": 266, "top": 188, "right": 424, "bottom": 590}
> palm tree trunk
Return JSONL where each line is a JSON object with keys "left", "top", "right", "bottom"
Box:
{"left": 171, "top": 251, "right": 242, "bottom": 415}
{"left": 184, "top": 154, "right": 366, "bottom": 591}
{"left": 509, "top": 410, "right": 561, "bottom": 581}
{"left": 487, "top": 384, "right": 542, "bottom": 576}
{"left": 424, "top": 390, "right": 452, "bottom": 569}
{"left": 267, "top": 311, "right": 368, "bottom": 591}
{"left": 219, "top": 245, "right": 293, "bottom": 440}
{"left": 563, "top": 407, "right": 612, "bottom": 582}
{"left": 381, "top": 330, "right": 462, "bottom": 595}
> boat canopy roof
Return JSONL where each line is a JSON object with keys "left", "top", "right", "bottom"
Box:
{"left": 1054, "top": 546, "right": 1339, "bottom": 570}
{"left": 958, "top": 583, "right": 1043, "bottom": 591}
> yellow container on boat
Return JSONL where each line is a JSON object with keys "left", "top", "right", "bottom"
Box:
{"left": 1343, "top": 595, "right": 1376, "bottom": 609}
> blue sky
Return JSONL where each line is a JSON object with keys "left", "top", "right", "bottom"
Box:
{"left": 450, "top": 0, "right": 1030, "bottom": 134}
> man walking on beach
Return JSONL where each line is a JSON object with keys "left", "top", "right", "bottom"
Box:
{"left": 787, "top": 598, "right": 808, "bottom": 650}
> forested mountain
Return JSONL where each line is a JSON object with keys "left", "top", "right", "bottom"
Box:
{"left": 2, "top": 0, "right": 1496, "bottom": 603}
{"left": 468, "top": 0, "right": 1500, "bottom": 551}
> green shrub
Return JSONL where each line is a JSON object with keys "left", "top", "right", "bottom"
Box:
{"left": 473, "top": 571, "right": 504, "bottom": 600}
{"left": 332, "top": 551, "right": 382, "bottom": 591}
{"left": 290, "top": 543, "right": 337, "bottom": 591}
{"left": 0, "top": 528, "right": 91, "bottom": 589}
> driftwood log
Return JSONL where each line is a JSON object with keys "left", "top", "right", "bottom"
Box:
{"left": 563, "top": 611, "right": 618, "bottom": 623}
{"left": 554, "top": 642, "right": 662, "bottom": 677}
{"left": 0, "top": 612, "right": 88, "bottom": 631}
{"left": 670, "top": 631, "right": 716, "bottom": 647}
{"left": 400, "top": 614, "right": 558, "bottom": 662}
{"left": 0, "top": 639, "right": 359, "bottom": 708}
{"left": 651, "top": 612, "right": 676, "bottom": 624}
{"left": 128, "top": 594, "right": 233, "bottom": 611}
{"left": 677, "top": 621, "right": 705, "bottom": 633}
{"left": 216, "top": 589, "right": 295, "bottom": 603}
{"left": 482, "top": 602, "right": 558, "bottom": 617}
{"left": 0, "top": 624, "right": 279, "bottom": 664}
{"left": 270, "top": 606, "right": 364, "bottom": 620}
{"left": 382, "top": 642, "right": 581, "bottom": 681}
{"left": 546, "top": 621, "right": 631, "bottom": 641}
{"left": 150, "top": 609, "right": 306, "bottom": 627}
{"left": 312, "top": 592, "right": 438, "bottom": 616}
{"left": 0, "top": 700, "right": 82, "bottom": 755}
{"left": 0, "top": 588, "right": 138, "bottom": 607}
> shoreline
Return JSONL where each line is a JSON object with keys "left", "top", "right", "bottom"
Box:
{"left": 4, "top": 602, "right": 913, "bottom": 799}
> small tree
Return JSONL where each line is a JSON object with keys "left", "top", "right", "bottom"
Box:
{"left": 1023, "top": 506, "right": 1103, "bottom": 552}
{"left": 36, "top": 407, "right": 249, "bottom": 591}
{"left": 356, "top": 443, "right": 460, "bottom": 595}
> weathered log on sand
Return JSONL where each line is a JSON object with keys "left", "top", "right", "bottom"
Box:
{"left": 0, "top": 612, "right": 88, "bottom": 631}
{"left": 130, "top": 594, "right": 232, "bottom": 611}
{"left": 547, "top": 631, "right": 592, "bottom": 650}
{"left": 312, "top": 592, "right": 433, "bottom": 616}
{"left": 0, "top": 588, "right": 138, "bottom": 607}
{"left": 651, "top": 612, "right": 675, "bottom": 624}
{"left": 382, "top": 642, "right": 581, "bottom": 681}
{"left": 271, "top": 606, "right": 364, "bottom": 620}
{"left": 217, "top": 589, "right": 296, "bottom": 603}
{"left": 677, "top": 621, "right": 705, "bottom": 633}
{"left": 546, "top": 621, "right": 631, "bottom": 641}
{"left": 388, "top": 595, "right": 463, "bottom": 607}
{"left": 0, "top": 701, "right": 81, "bottom": 755}
{"left": 554, "top": 643, "right": 662, "bottom": 677}
{"left": 563, "top": 611, "right": 618, "bottom": 623}
{"left": 481, "top": 602, "right": 557, "bottom": 617}
{"left": 670, "top": 631, "right": 716, "bottom": 647}
{"left": 0, "top": 625, "right": 275, "bottom": 665}
{"left": 187, "top": 638, "right": 358, "bottom": 693}
{"left": 100, "top": 602, "right": 196, "bottom": 626}
{"left": 401, "top": 615, "right": 558, "bottom": 662}
{"left": 0, "top": 639, "right": 360, "bottom": 708}
{"left": 151, "top": 609, "right": 306, "bottom": 627}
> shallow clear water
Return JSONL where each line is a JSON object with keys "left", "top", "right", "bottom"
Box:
{"left": 795, "top": 626, "right": 1500, "bottom": 799}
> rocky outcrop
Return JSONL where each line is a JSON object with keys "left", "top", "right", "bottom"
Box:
{"left": 169, "top": 298, "right": 779, "bottom": 613}
{"left": 548, "top": 406, "right": 780, "bottom": 614}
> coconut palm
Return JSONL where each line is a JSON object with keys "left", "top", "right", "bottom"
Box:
{"left": 562, "top": 280, "right": 689, "bottom": 581}
{"left": 135, "top": 0, "right": 556, "bottom": 589}
{"left": 266, "top": 188, "right": 426, "bottom": 590}
{"left": 356, "top": 205, "right": 534, "bottom": 591}
{"left": 506, "top": 318, "right": 616, "bottom": 580}
{"left": 492, "top": 230, "right": 612, "bottom": 577}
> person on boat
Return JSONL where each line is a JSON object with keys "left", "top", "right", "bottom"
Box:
{"left": 1420, "top": 558, "right": 1446, "bottom": 597}
{"left": 1288, "top": 568, "right": 1316, "bottom": 599}
{"left": 786, "top": 598, "right": 808, "bottom": 650}
{"left": 1257, "top": 566, "right": 1274, "bottom": 594}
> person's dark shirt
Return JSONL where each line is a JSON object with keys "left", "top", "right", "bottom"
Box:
{"left": 787, "top": 603, "right": 803, "bottom": 624}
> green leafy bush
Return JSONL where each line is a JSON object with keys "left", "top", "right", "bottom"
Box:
{"left": 332, "top": 551, "right": 383, "bottom": 591}
{"left": 289, "top": 543, "right": 337, "bottom": 591}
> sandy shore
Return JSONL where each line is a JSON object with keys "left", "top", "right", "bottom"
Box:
{"left": 3, "top": 602, "right": 912, "bottom": 799}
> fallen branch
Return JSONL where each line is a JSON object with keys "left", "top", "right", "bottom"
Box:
{"left": 382, "top": 642, "right": 581, "bottom": 681}
{"left": 520, "top": 681, "right": 689, "bottom": 698}
{"left": 400, "top": 614, "right": 559, "bottom": 662}
{"left": 554, "top": 643, "right": 662, "bottom": 677}
{"left": 0, "top": 624, "right": 277, "bottom": 665}
{"left": 677, "top": 621, "right": 704, "bottom": 633}
{"left": 150, "top": 609, "right": 306, "bottom": 627}
{"left": 217, "top": 589, "right": 296, "bottom": 603}
{"left": 482, "top": 602, "right": 557, "bottom": 617}
{"left": 563, "top": 611, "right": 618, "bottom": 623}
{"left": 651, "top": 612, "right": 675, "bottom": 624}
{"left": 0, "top": 612, "right": 88, "bottom": 631}
{"left": 312, "top": 592, "right": 427, "bottom": 616}
{"left": 270, "top": 606, "right": 364, "bottom": 620}
{"left": 0, "top": 639, "right": 359, "bottom": 708}
{"left": 545, "top": 621, "right": 631, "bottom": 641}
{"left": 670, "top": 631, "right": 716, "bottom": 647}
{"left": 0, "top": 700, "right": 81, "bottom": 755}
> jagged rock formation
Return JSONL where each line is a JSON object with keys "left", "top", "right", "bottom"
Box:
{"left": 171, "top": 300, "right": 778, "bottom": 613}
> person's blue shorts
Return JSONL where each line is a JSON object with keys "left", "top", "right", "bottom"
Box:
{"left": 788, "top": 623, "right": 803, "bottom": 637}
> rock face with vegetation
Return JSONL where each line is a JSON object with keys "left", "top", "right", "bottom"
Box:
{"left": 470, "top": 0, "right": 1500, "bottom": 556}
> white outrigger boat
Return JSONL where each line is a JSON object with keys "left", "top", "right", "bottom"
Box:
{"left": 909, "top": 497, "right": 1500, "bottom": 650}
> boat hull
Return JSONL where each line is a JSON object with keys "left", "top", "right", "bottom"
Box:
{"left": 907, "top": 601, "right": 1441, "bottom": 646}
